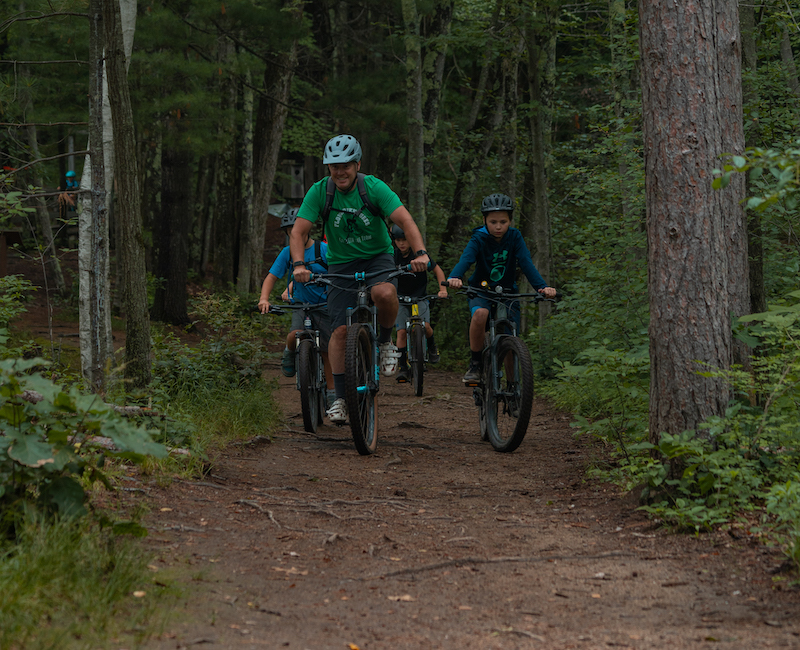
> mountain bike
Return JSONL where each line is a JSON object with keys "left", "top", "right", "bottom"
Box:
{"left": 397, "top": 294, "right": 444, "bottom": 397}
{"left": 458, "top": 284, "right": 557, "bottom": 453}
{"left": 310, "top": 266, "right": 412, "bottom": 455}
{"left": 267, "top": 303, "right": 328, "bottom": 434}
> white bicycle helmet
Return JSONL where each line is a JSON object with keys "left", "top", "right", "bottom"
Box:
{"left": 323, "top": 134, "right": 362, "bottom": 165}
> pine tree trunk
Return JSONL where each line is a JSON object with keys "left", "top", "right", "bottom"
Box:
{"left": 236, "top": 71, "right": 255, "bottom": 294}
{"left": 250, "top": 32, "right": 299, "bottom": 290}
{"left": 639, "top": 0, "right": 747, "bottom": 442}
{"left": 104, "top": 0, "right": 151, "bottom": 388}
{"left": 402, "top": 0, "right": 426, "bottom": 237}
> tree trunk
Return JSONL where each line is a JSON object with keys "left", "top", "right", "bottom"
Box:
{"left": 421, "top": 0, "right": 454, "bottom": 217}
{"left": 250, "top": 29, "right": 299, "bottom": 290}
{"left": 498, "top": 33, "right": 523, "bottom": 201}
{"left": 521, "top": 5, "right": 557, "bottom": 351}
{"left": 739, "top": 1, "right": 766, "bottom": 315}
{"left": 402, "top": 0, "right": 426, "bottom": 236}
{"left": 236, "top": 70, "right": 255, "bottom": 294}
{"left": 152, "top": 129, "right": 191, "bottom": 326}
{"left": 780, "top": 26, "right": 800, "bottom": 101}
{"left": 639, "top": 0, "right": 747, "bottom": 443}
{"left": 103, "top": 0, "right": 151, "bottom": 389}
{"left": 82, "top": 0, "right": 112, "bottom": 392}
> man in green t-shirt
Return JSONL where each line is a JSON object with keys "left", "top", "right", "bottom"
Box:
{"left": 290, "top": 134, "right": 430, "bottom": 424}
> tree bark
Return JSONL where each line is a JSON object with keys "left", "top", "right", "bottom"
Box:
{"left": 236, "top": 70, "right": 255, "bottom": 294}
{"left": 780, "top": 26, "right": 800, "bottom": 101}
{"left": 739, "top": 1, "right": 766, "bottom": 315}
{"left": 250, "top": 27, "right": 299, "bottom": 290}
{"left": 82, "top": 0, "right": 111, "bottom": 392}
{"left": 639, "top": 0, "right": 748, "bottom": 443}
{"left": 402, "top": 0, "right": 426, "bottom": 236}
{"left": 104, "top": 0, "right": 151, "bottom": 388}
{"left": 152, "top": 127, "right": 191, "bottom": 326}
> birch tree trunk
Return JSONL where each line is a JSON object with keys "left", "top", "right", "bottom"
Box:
{"left": 402, "top": 0, "right": 426, "bottom": 236}
{"left": 103, "top": 0, "right": 151, "bottom": 388}
{"left": 639, "top": 0, "right": 748, "bottom": 443}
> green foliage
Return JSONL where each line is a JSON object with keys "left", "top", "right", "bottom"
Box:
{"left": 0, "top": 515, "right": 170, "bottom": 650}
{"left": 765, "top": 478, "right": 800, "bottom": 572}
{"left": 0, "top": 275, "right": 35, "bottom": 328}
{"left": 0, "top": 358, "right": 167, "bottom": 536}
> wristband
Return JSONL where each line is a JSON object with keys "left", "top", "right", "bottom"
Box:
{"left": 292, "top": 260, "right": 306, "bottom": 268}
{"left": 415, "top": 249, "right": 428, "bottom": 257}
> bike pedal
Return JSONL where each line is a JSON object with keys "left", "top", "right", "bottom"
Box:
{"left": 463, "top": 380, "right": 480, "bottom": 387}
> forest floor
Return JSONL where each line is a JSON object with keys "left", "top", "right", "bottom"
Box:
{"left": 6, "top": 252, "right": 800, "bottom": 650}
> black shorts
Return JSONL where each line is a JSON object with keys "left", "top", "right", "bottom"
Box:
{"left": 327, "top": 254, "right": 397, "bottom": 330}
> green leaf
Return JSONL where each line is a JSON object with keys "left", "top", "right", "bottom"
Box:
{"left": 39, "top": 476, "right": 87, "bottom": 518}
{"left": 112, "top": 521, "right": 149, "bottom": 537}
{"left": 7, "top": 435, "right": 55, "bottom": 468}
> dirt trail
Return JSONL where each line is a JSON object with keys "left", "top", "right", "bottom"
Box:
{"left": 135, "top": 360, "right": 799, "bottom": 650}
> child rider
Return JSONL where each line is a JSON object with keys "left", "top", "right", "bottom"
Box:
{"left": 391, "top": 225, "right": 449, "bottom": 382}
{"left": 258, "top": 208, "right": 333, "bottom": 398}
{"left": 446, "top": 193, "right": 557, "bottom": 384}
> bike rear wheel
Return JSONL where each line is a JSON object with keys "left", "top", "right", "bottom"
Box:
{"left": 344, "top": 323, "right": 378, "bottom": 455}
{"left": 410, "top": 323, "right": 425, "bottom": 397}
{"left": 485, "top": 336, "right": 533, "bottom": 452}
{"left": 297, "top": 339, "right": 321, "bottom": 434}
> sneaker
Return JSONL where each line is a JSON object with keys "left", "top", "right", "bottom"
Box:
{"left": 396, "top": 367, "right": 410, "bottom": 383}
{"left": 462, "top": 362, "right": 482, "bottom": 385}
{"left": 428, "top": 345, "right": 440, "bottom": 364}
{"left": 281, "top": 348, "right": 296, "bottom": 377}
{"left": 326, "top": 398, "right": 347, "bottom": 424}
{"left": 379, "top": 341, "right": 400, "bottom": 376}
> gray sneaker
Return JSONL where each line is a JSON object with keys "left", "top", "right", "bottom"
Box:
{"left": 462, "top": 362, "right": 482, "bottom": 385}
{"left": 379, "top": 341, "right": 400, "bottom": 376}
{"left": 326, "top": 398, "right": 347, "bottom": 424}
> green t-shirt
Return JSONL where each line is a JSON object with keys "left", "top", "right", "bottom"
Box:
{"left": 296, "top": 174, "right": 403, "bottom": 265}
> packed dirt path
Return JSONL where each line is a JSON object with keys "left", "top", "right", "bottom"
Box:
{"left": 134, "top": 360, "right": 799, "bottom": 650}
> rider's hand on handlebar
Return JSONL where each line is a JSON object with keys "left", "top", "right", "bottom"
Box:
{"left": 258, "top": 298, "right": 270, "bottom": 314}
{"left": 437, "top": 286, "right": 449, "bottom": 298}
{"left": 410, "top": 253, "right": 430, "bottom": 273}
{"left": 446, "top": 277, "right": 462, "bottom": 289}
{"left": 293, "top": 265, "right": 311, "bottom": 283}
{"left": 538, "top": 286, "right": 557, "bottom": 299}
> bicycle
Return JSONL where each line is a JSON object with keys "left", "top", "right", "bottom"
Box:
{"left": 397, "top": 293, "right": 445, "bottom": 397}
{"left": 309, "top": 266, "right": 413, "bottom": 455}
{"left": 267, "top": 303, "right": 328, "bottom": 434}
{"left": 457, "top": 284, "right": 557, "bottom": 453}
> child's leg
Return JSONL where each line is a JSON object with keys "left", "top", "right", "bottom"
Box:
{"left": 469, "top": 309, "right": 489, "bottom": 352}
{"left": 286, "top": 329, "right": 301, "bottom": 351}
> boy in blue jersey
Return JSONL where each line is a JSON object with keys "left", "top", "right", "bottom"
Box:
{"left": 446, "top": 193, "right": 557, "bottom": 384}
{"left": 259, "top": 208, "right": 331, "bottom": 384}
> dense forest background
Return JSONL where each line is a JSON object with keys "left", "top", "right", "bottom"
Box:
{"left": 2, "top": 0, "right": 800, "bottom": 540}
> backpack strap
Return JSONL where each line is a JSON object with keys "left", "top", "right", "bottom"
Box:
{"left": 313, "top": 239, "right": 328, "bottom": 270}
{"left": 320, "top": 173, "right": 382, "bottom": 235}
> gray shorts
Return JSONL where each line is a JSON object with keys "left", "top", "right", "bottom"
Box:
{"left": 395, "top": 298, "right": 430, "bottom": 331}
{"left": 290, "top": 305, "right": 331, "bottom": 352}
{"left": 327, "top": 254, "right": 397, "bottom": 330}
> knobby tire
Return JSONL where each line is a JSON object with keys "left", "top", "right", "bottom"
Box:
{"left": 297, "top": 339, "right": 320, "bottom": 434}
{"left": 485, "top": 336, "right": 533, "bottom": 452}
{"left": 344, "top": 323, "right": 378, "bottom": 455}
{"left": 410, "top": 323, "right": 425, "bottom": 397}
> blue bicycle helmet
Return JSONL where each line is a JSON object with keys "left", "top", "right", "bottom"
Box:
{"left": 65, "top": 170, "right": 76, "bottom": 178}
{"left": 480, "top": 193, "right": 514, "bottom": 215}
{"left": 280, "top": 207, "right": 300, "bottom": 229}
{"left": 323, "top": 135, "right": 362, "bottom": 165}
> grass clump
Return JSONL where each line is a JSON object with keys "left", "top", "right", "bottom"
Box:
{"left": 0, "top": 515, "right": 171, "bottom": 649}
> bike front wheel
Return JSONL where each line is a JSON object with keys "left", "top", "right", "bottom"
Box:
{"left": 485, "top": 336, "right": 533, "bottom": 452}
{"left": 409, "top": 323, "right": 425, "bottom": 397}
{"left": 344, "top": 323, "right": 378, "bottom": 455}
{"left": 297, "top": 339, "right": 321, "bottom": 434}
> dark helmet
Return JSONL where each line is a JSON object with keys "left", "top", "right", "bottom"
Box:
{"left": 390, "top": 224, "right": 406, "bottom": 240}
{"left": 280, "top": 207, "right": 300, "bottom": 229}
{"left": 480, "top": 193, "right": 514, "bottom": 216}
{"left": 323, "top": 134, "right": 362, "bottom": 165}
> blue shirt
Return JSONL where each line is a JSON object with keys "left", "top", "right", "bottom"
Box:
{"left": 267, "top": 242, "right": 328, "bottom": 304}
{"left": 448, "top": 227, "right": 546, "bottom": 291}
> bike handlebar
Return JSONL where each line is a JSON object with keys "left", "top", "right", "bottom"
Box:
{"left": 455, "top": 284, "right": 561, "bottom": 303}
{"left": 398, "top": 294, "right": 447, "bottom": 304}
{"left": 308, "top": 264, "right": 417, "bottom": 287}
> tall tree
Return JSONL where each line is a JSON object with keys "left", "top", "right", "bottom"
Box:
{"left": 402, "top": 0, "right": 426, "bottom": 236}
{"left": 639, "top": 0, "right": 748, "bottom": 442}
